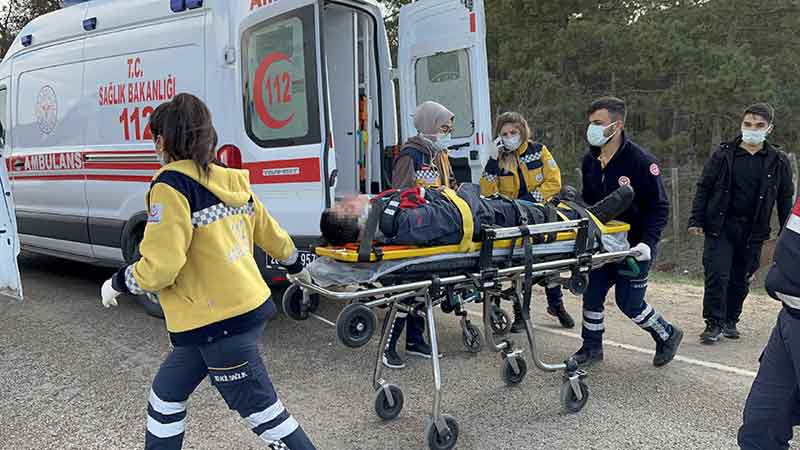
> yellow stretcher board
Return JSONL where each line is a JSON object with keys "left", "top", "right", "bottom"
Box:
{"left": 315, "top": 212, "right": 630, "bottom": 263}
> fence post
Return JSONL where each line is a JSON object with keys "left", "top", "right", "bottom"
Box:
{"left": 671, "top": 167, "right": 680, "bottom": 258}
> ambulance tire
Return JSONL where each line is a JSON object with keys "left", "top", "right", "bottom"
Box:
{"left": 128, "top": 224, "right": 165, "bottom": 320}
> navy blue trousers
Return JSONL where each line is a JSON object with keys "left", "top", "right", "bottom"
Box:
{"left": 739, "top": 308, "right": 800, "bottom": 449}
{"left": 580, "top": 260, "right": 673, "bottom": 349}
{"left": 145, "top": 306, "right": 316, "bottom": 450}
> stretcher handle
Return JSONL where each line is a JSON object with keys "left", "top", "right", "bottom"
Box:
{"left": 618, "top": 256, "right": 641, "bottom": 277}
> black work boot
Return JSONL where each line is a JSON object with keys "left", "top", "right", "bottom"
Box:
{"left": 654, "top": 326, "right": 683, "bottom": 367}
{"left": 572, "top": 346, "right": 604, "bottom": 368}
{"left": 547, "top": 304, "right": 575, "bottom": 329}
{"left": 382, "top": 315, "right": 406, "bottom": 369}
{"left": 510, "top": 301, "right": 528, "bottom": 334}
{"left": 586, "top": 184, "right": 635, "bottom": 223}
{"left": 723, "top": 321, "right": 740, "bottom": 339}
{"left": 700, "top": 321, "right": 723, "bottom": 345}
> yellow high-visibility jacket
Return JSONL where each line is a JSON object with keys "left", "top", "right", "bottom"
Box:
{"left": 480, "top": 141, "right": 561, "bottom": 202}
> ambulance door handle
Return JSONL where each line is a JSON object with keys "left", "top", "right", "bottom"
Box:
{"left": 329, "top": 169, "right": 338, "bottom": 188}
{"left": 83, "top": 17, "right": 97, "bottom": 31}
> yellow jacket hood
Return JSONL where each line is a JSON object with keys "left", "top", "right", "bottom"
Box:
{"left": 155, "top": 160, "right": 252, "bottom": 208}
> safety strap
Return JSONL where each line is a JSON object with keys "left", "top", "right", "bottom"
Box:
{"left": 358, "top": 197, "right": 392, "bottom": 263}
{"left": 560, "top": 200, "right": 601, "bottom": 252}
{"left": 440, "top": 188, "right": 474, "bottom": 252}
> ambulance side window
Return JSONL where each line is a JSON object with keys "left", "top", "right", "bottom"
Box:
{"left": 414, "top": 49, "right": 474, "bottom": 139}
{"left": 0, "top": 87, "right": 6, "bottom": 148}
{"left": 242, "top": 5, "right": 320, "bottom": 148}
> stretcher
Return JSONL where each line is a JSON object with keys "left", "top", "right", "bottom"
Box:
{"left": 283, "top": 217, "right": 635, "bottom": 450}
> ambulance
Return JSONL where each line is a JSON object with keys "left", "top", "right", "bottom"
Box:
{"left": 0, "top": 0, "right": 492, "bottom": 315}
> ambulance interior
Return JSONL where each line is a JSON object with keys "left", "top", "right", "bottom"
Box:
{"left": 323, "top": 4, "right": 386, "bottom": 199}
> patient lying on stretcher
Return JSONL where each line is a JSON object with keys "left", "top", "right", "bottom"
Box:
{"left": 320, "top": 183, "right": 634, "bottom": 247}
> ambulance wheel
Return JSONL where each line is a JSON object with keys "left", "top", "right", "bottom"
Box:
{"left": 462, "top": 323, "right": 483, "bottom": 353}
{"left": 560, "top": 379, "right": 590, "bottom": 413}
{"left": 281, "top": 284, "right": 319, "bottom": 321}
{"left": 336, "top": 303, "right": 376, "bottom": 348}
{"left": 490, "top": 306, "right": 511, "bottom": 336}
{"left": 502, "top": 356, "right": 527, "bottom": 385}
{"left": 374, "top": 384, "right": 404, "bottom": 420}
{"left": 133, "top": 293, "right": 164, "bottom": 319}
{"left": 424, "top": 415, "right": 459, "bottom": 450}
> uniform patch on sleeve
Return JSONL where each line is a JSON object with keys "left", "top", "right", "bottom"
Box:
{"left": 147, "top": 203, "right": 163, "bottom": 224}
{"left": 535, "top": 173, "right": 544, "bottom": 182}
{"left": 649, "top": 163, "right": 661, "bottom": 176}
{"left": 618, "top": 176, "right": 631, "bottom": 186}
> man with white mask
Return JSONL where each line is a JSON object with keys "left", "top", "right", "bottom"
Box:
{"left": 575, "top": 96, "right": 683, "bottom": 368}
{"left": 689, "top": 103, "right": 794, "bottom": 344}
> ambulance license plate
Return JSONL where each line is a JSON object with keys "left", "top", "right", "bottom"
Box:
{"left": 268, "top": 251, "right": 317, "bottom": 268}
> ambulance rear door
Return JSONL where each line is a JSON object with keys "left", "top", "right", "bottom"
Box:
{"left": 239, "top": 0, "right": 332, "bottom": 242}
{"left": 0, "top": 74, "right": 23, "bottom": 302}
{"left": 397, "top": 0, "right": 492, "bottom": 183}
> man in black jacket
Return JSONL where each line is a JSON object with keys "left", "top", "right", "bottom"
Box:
{"left": 689, "top": 103, "right": 793, "bottom": 344}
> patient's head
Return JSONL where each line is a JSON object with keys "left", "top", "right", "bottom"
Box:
{"left": 320, "top": 195, "right": 370, "bottom": 245}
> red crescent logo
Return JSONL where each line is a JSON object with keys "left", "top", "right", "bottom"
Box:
{"left": 253, "top": 52, "right": 295, "bottom": 130}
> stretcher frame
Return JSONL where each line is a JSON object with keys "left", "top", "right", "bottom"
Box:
{"left": 286, "top": 218, "right": 633, "bottom": 450}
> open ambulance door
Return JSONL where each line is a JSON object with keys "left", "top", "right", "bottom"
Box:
{"left": 397, "top": 0, "right": 492, "bottom": 184}
{"left": 0, "top": 80, "right": 23, "bottom": 301}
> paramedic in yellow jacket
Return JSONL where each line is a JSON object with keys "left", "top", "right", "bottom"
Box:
{"left": 99, "top": 94, "right": 317, "bottom": 450}
{"left": 381, "top": 101, "right": 454, "bottom": 370}
{"left": 480, "top": 111, "right": 575, "bottom": 332}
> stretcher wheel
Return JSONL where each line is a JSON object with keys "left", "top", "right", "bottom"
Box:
{"left": 281, "top": 284, "right": 319, "bottom": 321}
{"left": 374, "top": 384, "right": 404, "bottom": 420}
{"left": 490, "top": 306, "right": 511, "bottom": 336}
{"left": 462, "top": 323, "right": 483, "bottom": 353}
{"left": 560, "top": 379, "right": 590, "bottom": 413}
{"left": 336, "top": 303, "right": 377, "bottom": 348}
{"left": 424, "top": 414, "right": 459, "bottom": 450}
{"left": 502, "top": 356, "right": 528, "bottom": 385}
{"left": 567, "top": 274, "right": 589, "bottom": 296}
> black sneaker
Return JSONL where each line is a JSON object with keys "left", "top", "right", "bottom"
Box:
{"left": 382, "top": 350, "right": 405, "bottom": 369}
{"left": 723, "top": 321, "right": 740, "bottom": 339}
{"left": 547, "top": 304, "right": 575, "bottom": 329}
{"left": 654, "top": 326, "right": 683, "bottom": 367}
{"left": 572, "top": 346, "right": 604, "bottom": 367}
{"left": 406, "top": 341, "right": 442, "bottom": 359}
{"left": 509, "top": 317, "right": 527, "bottom": 334}
{"left": 700, "top": 322, "right": 722, "bottom": 345}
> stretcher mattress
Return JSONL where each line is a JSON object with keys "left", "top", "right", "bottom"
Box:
{"left": 315, "top": 219, "right": 630, "bottom": 263}
{"left": 307, "top": 223, "right": 630, "bottom": 288}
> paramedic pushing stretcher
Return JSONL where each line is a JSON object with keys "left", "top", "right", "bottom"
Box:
{"left": 98, "top": 94, "right": 316, "bottom": 450}
{"left": 381, "top": 101, "right": 456, "bottom": 369}
{"left": 574, "top": 96, "right": 683, "bottom": 368}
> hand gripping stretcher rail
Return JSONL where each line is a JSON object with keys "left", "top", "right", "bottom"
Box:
{"left": 283, "top": 216, "right": 636, "bottom": 450}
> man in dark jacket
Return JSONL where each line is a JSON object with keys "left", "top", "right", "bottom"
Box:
{"left": 737, "top": 197, "right": 800, "bottom": 449}
{"left": 574, "top": 96, "right": 683, "bottom": 368}
{"left": 689, "top": 103, "right": 793, "bottom": 344}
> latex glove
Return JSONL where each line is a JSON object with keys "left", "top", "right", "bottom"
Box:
{"left": 101, "top": 278, "right": 121, "bottom": 308}
{"left": 287, "top": 268, "right": 312, "bottom": 286}
{"left": 488, "top": 137, "right": 501, "bottom": 159}
{"left": 630, "top": 243, "right": 652, "bottom": 262}
{"left": 688, "top": 227, "right": 704, "bottom": 237}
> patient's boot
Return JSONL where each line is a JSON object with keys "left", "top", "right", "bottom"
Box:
{"left": 510, "top": 301, "right": 529, "bottom": 334}
{"left": 383, "top": 315, "right": 406, "bottom": 369}
{"left": 587, "top": 184, "right": 635, "bottom": 223}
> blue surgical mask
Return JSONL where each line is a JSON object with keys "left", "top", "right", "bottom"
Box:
{"left": 741, "top": 128, "right": 769, "bottom": 145}
{"left": 587, "top": 123, "right": 616, "bottom": 147}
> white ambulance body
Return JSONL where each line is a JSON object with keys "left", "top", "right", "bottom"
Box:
{"left": 0, "top": 0, "right": 492, "bottom": 290}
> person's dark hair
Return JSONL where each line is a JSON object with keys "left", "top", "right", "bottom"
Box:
{"left": 320, "top": 209, "right": 361, "bottom": 245}
{"left": 150, "top": 93, "right": 218, "bottom": 173}
{"left": 587, "top": 96, "right": 627, "bottom": 122}
{"left": 743, "top": 103, "right": 775, "bottom": 125}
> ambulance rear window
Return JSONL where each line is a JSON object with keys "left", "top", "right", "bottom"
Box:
{"left": 242, "top": 5, "right": 321, "bottom": 148}
{"left": 415, "top": 49, "right": 475, "bottom": 139}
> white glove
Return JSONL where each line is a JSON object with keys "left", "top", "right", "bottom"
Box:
{"left": 101, "top": 278, "right": 121, "bottom": 308}
{"left": 630, "top": 243, "right": 652, "bottom": 262}
{"left": 287, "top": 268, "right": 312, "bottom": 286}
{"left": 488, "top": 137, "right": 501, "bottom": 159}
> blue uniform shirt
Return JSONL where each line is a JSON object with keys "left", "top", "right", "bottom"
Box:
{"left": 581, "top": 132, "right": 669, "bottom": 252}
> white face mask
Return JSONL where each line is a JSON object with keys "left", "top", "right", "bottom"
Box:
{"left": 501, "top": 134, "right": 522, "bottom": 151}
{"left": 586, "top": 123, "right": 617, "bottom": 147}
{"left": 741, "top": 128, "right": 769, "bottom": 145}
